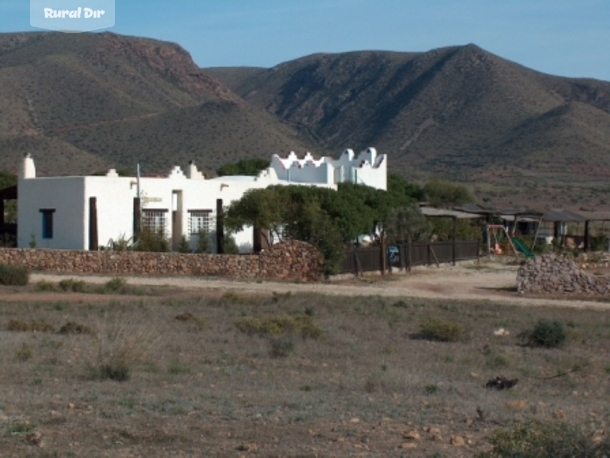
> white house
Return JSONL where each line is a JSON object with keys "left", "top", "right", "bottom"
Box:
{"left": 270, "top": 147, "right": 386, "bottom": 191}
{"left": 17, "top": 148, "right": 387, "bottom": 252}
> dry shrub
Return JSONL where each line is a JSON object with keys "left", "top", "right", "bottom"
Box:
{"left": 59, "top": 321, "right": 94, "bottom": 335}
{"left": 58, "top": 278, "right": 87, "bottom": 292}
{"left": 268, "top": 335, "right": 295, "bottom": 358}
{"left": 36, "top": 280, "right": 56, "bottom": 291}
{"left": 476, "top": 419, "right": 610, "bottom": 457}
{"left": 235, "top": 313, "right": 323, "bottom": 339}
{"left": 102, "top": 277, "right": 128, "bottom": 293}
{"left": 8, "top": 319, "right": 55, "bottom": 333}
{"left": 15, "top": 343, "right": 34, "bottom": 361}
{"left": 174, "top": 312, "right": 207, "bottom": 330}
{"left": 0, "top": 264, "right": 29, "bottom": 286}
{"left": 419, "top": 317, "right": 464, "bottom": 342}
{"left": 85, "top": 312, "right": 160, "bottom": 382}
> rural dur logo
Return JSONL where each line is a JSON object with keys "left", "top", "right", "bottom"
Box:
{"left": 31, "top": 0, "right": 115, "bottom": 32}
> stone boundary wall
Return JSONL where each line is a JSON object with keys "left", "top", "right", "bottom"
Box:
{"left": 517, "top": 254, "right": 610, "bottom": 295}
{"left": 0, "top": 240, "right": 323, "bottom": 282}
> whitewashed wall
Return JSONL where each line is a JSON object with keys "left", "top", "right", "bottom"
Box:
{"left": 270, "top": 147, "right": 387, "bottom": 190}
{"left": 17, "top": 162, "right": 336, "bottom": 253}
{"left": 17, "top": 177, "right": 87, "bottom": 250}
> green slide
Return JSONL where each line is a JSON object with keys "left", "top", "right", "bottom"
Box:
{"left": 513, "top": 237, "right": 535, "bottom": 258}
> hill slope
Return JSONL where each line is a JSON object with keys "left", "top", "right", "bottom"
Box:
{"left": 205, "top": 46, "right": 610, "bottom": 206}
{"left": 0, "top": 32, "right": 313, "bottom": 175}
{"left": 1, "top": 32, "right": 610, "bottom": 208}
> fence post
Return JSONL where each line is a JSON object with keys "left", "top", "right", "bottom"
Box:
{"left": 380, "top": 236, "right": 386, "bottom": 275}
{"left": 452, "top": 217, "right": 457, "bottom": 266}
{"left": 354, "top": 247, "right": 362, "bottom": 276}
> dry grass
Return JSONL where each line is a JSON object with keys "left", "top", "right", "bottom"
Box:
{"left": 0, "top": 289, "right": 609, "bottom": 455}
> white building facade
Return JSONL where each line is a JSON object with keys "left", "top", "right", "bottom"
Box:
{"left": 17, "top": 148, "right": 387, "bottom": 252}
{"left": 270, "top": 147, "right": 386, "bottom": 191}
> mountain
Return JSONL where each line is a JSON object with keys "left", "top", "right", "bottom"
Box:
{"left": 205, "top": 46, "right": 610, "bottom": 207}
{"left": 0, "top": 32, "right": 314, "bottom": 175}
{"left": 1, "top": 32, "right": 609, "bottom": 208}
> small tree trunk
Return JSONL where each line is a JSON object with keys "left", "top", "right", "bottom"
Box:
{"left": 380, "top": 231, "right": 386, "bottom": 276}
{"left": 408, "top": 235, "right": 412, "bottom": 272}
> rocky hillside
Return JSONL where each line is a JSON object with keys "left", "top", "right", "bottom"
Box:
{"left": 1, "top": 32, "right": 609, "bottom": 208}
{"left": 206, "top": 46, "right": 610, "bottom": 207}
{"left": 0, "top": 32, "right": 313, "bottom": 175}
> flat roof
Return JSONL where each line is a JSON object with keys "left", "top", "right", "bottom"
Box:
{"left": 420, "top": 207, "right": 483, "bottom": 219}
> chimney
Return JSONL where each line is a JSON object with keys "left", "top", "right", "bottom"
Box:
{"left": 19, "top": 153, "right": 36, "bottom": 179}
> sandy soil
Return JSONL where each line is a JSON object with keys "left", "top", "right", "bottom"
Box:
{"left": 26, "top": 260, "right": 610, "bottom": 310}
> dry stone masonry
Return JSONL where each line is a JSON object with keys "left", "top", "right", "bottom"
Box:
{"left": 0, "top": 240, "right": 323, "bottom": 282}
{"left": 517, "top": 254, "right": 610, "bottom": 295}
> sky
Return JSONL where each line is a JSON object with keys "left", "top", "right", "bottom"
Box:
{"left": 1, "top": 0, "right": 609, "bottom": 81}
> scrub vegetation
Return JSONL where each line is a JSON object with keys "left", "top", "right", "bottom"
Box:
{"left": 1, "top": 281, "right": 609, "bottom": 456}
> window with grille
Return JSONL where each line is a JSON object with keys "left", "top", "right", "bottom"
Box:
{"left": 188, "top": 210, "right": 212, "bottom": 235}
{"left": 142, "top": 209, "right": 167, "bottom": 234}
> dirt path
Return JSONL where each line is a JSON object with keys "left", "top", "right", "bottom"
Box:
{"left": 26, "top": 261, "right": 610, "bottom": 310}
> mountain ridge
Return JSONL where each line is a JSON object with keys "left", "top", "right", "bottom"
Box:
{"left": 1, "top": 31, "right": 609, "bottom": 208}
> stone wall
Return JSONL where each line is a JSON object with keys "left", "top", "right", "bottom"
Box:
{"left": 0, "top": 240, "right": 323, "bottom": 282}
{"left": 517, "top": 254, "right": 610, "bottom": 295}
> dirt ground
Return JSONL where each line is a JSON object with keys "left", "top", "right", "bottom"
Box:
{"left": 1, "top": 259, "right": 609, "bottom": 457}
{"left": 25, "top": 259, "right": 610, "bottom": 310}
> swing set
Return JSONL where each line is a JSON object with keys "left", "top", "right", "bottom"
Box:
{"left": 486, "top": 224, "right": 535, "bottom": 258}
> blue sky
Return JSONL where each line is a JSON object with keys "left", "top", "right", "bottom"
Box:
{"left": 1, "top": 0, "right": 608, "bottom": 81}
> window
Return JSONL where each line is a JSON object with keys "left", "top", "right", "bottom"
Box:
{"left": 188, "top": 210, "right": 212, "bottom": 235}
{"left": 40, "top": 209, "right": 55, "bottom": 239}
{"left": 142, "top": 209, "right": 167, "bottom": 234}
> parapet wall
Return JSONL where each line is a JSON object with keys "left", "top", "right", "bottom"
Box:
{"left": 517, "top": 254, "right": 610, "bottom": 295}
{"left": 0, "top": 240, "right": 323, "bottom": 282}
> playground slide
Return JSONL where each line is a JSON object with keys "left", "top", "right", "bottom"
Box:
{"left": 513, "top": 237, "right": 535, "bottom": 258}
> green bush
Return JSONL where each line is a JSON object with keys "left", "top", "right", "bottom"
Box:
{"left": 419, "top": 318, "right": 464, "bottom": 342}
{"left": 134, "top": 229, "right": 170, "bottom": 252}
{"left": 521, "top": 319, "right": 567, "bottom": 348}
{"left": 0, "top": 264, "right": 29, "bottom": 286}
{"left": 178, "top": 235, "right": 190, "bottom": 253}
{"left": 222, "top": 235, "right": 239, "bottom": 254}
{"left": 195, "top": 229, "right": 211, "bottom": 254}
{"left": 110, "top": 234, "right": 133, "bottom": 251}
{"left": 476, "top": 419, "right": 610, "bottom": 457}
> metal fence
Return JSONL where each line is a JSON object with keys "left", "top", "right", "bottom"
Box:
{"left": 341, "top": 240, "right": 480, "bottom": 274}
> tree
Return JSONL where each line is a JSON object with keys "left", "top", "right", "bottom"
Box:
{"left": 422, "top": 178, "right": 476, "bottom": 206}
{"left": 224, "top": 187, "right": 287, "bottom": 246}
{"left": 384, "top": 205, "right": 431, "bottom": 245}
{"left": 225, "top": 185, "right": 367, "bottom": 275}
{"left": 387, "top": 173, "right": 424, "bottom": 202}
{"left": 384, "top": 205, "right": 431, "bottom": 271}
{"left": 224, "top": 173, "right": 425, "bottom": 275}
{"left": 217, "top": 158, "right": 269, "bottom": 177}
